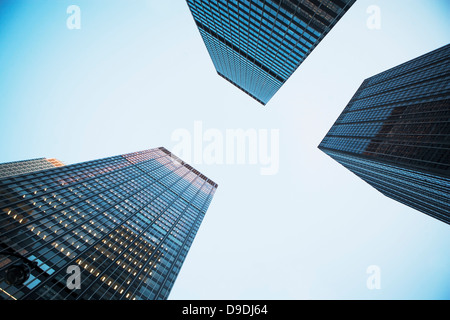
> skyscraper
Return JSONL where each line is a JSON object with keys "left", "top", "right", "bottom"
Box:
{"left": 186, "top": 0, "right": 356, "bottom": 105}
{"left": 319, "top": 44, "right": 450, "bottom": 224}
{"left": 0, "top": 147, "right": 218, "bottom": 300}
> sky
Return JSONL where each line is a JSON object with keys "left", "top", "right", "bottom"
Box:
{"left": 0, "top": 0, "right": 449, "bottom": 300}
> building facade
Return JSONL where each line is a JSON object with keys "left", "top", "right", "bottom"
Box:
{"left": 186, "top": 0, "right": 356, "bottom": 105}
{"left": 0, "top": 147, "right": 218, "bottom": 300}
{"left": 0, "top": 158, "right": 64, "bottom": 179}
{"left": 319, "top": 44, "right": 450, "bottom": 224}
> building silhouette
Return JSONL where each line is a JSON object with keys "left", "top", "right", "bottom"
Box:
{"left": 186, "top": 0, "right": 356, "bottom": 105}
{"left": 319, "top": 44, "right": 450, "bottom": 224}
{"left": 0, "top": 147, "right": 217, "bottom": 299}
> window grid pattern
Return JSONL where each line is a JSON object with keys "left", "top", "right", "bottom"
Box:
{"left": 186, "top": 0, "right": 355, "bottom": 105}
{"left": 0, "top": 147, "right": 217, "bottom": 300}
{"left": 323, "top": 150, "right": 450, "bottom": 225}
{"left": 0, "top": 159, "right": 61, "bottom": 180}
{"left": 319, "top": 44, "right": 450, "bottom": 224}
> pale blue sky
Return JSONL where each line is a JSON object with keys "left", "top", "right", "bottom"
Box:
{"left": 0, "top": 0, "right": 449, "bottom": 299}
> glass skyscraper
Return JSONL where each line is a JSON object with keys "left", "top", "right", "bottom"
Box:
{"left": 319, "top": 44, "right": 450, "bottom": 224}
{"left": 186, "top": 0, "right": 356, "bottom": 105}
{"left": 0, "top": 147, "right": 218, "bottom": 300}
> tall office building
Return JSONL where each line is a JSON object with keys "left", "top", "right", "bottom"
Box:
{"left": 186, "top": 0, "right": 356, "bottom": 105}
{"left": 0, "top": 158, "right": 65, "bottom": 179}
{"left": 0, "top": 147, "right": 218, "bottom": 300}
{"left": 319, "top": 44, "right": 450, "bottom": 224}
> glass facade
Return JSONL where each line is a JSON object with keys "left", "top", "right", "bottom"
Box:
{"left": 0, "top": 158, "right": 64, "bottom": 179}
{"left": 319, "top": 44, "right": 450, "bottom": 224}
{"left": 186, "top": 0, "right": 356, "bottom": 105}
{"left": 0, "top": 147, "right": 218, "bottom": 300}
